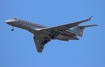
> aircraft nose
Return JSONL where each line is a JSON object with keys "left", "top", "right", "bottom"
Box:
{"left": 5, "top": 20, "right": 12, "bottom": 23}
{"left": 5, "top": 18, "right": 18, "bottom": 24}
{"left": 5, "top": 19, "right": 15, "bottom": 24}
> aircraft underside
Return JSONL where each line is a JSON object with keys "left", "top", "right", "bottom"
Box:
{"left": 6, "top": 16, "right": 98, "bottom": 53}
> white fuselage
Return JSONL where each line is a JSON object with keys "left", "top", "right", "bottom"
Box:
{"left": 6, "top": 18, "right": 79, "bottom": 41}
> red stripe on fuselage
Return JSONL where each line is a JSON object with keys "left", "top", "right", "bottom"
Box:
{"left": 62, "top": 33, "right": 79, "bottom": 40}
{"left": 64, "top": 30, "right": 76, "bottom": 36}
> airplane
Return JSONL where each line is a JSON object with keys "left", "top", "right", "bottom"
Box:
{"left": 6, "top": 16, "right": 98, "bottom": 53}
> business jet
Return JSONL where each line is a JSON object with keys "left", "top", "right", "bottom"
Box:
{"left": 6, "top": 16, "right": 98, "bottom": 53}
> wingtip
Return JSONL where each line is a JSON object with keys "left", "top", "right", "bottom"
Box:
{"left": 88, "top": 16, "right": 92, "bottom": 20}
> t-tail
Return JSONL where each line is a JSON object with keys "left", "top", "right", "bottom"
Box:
{"left": 70, "top": 24, "right": 98, "bottom": 37}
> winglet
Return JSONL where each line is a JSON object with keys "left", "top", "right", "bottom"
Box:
{"left": 72, "top": 16, "right": 93, "bottom": 25}
{"left": 88, "top": 16, "right": 92, "bottom": 21}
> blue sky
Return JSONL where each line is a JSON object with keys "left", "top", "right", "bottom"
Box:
{"left": 0, "top": 0, "right": 105, "bottom": 67}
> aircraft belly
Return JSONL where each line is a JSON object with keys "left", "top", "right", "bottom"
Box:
{"left": 56, "top": 34, "right": 70, "bottom": 39}
{"left": 56, "top": 34, "right": 79, "bottom": 40}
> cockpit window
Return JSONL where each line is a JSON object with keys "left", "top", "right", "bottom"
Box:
{"left": 12, "top": 18, "right": 18, "bottom": 20}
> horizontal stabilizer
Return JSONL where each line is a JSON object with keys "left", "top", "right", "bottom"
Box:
{"left": 78, "top": 24, "right": 98, "bottom": 37}
{"left": 70, "top": 24, "right": 98, "bottom": 37}
{"left": 79, "top": 24, "right": 98, "bottom": 28}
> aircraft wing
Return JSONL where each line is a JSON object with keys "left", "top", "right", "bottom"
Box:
{"left": 33, "top": 16, "right": 92, "bottom": 53}
{"left": 33, "top": 36, "right": 47, "bottom": 53}
{"left": 40, "top": 16, "right": 92, "bottom": 32}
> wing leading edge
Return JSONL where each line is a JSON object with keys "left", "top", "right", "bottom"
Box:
{"left": 40, "top": 16, "right": 92, "bottom": 32}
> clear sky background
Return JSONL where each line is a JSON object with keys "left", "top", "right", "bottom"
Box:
{"left": 0, "top": 0, "right": 105, "bottom": 67}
